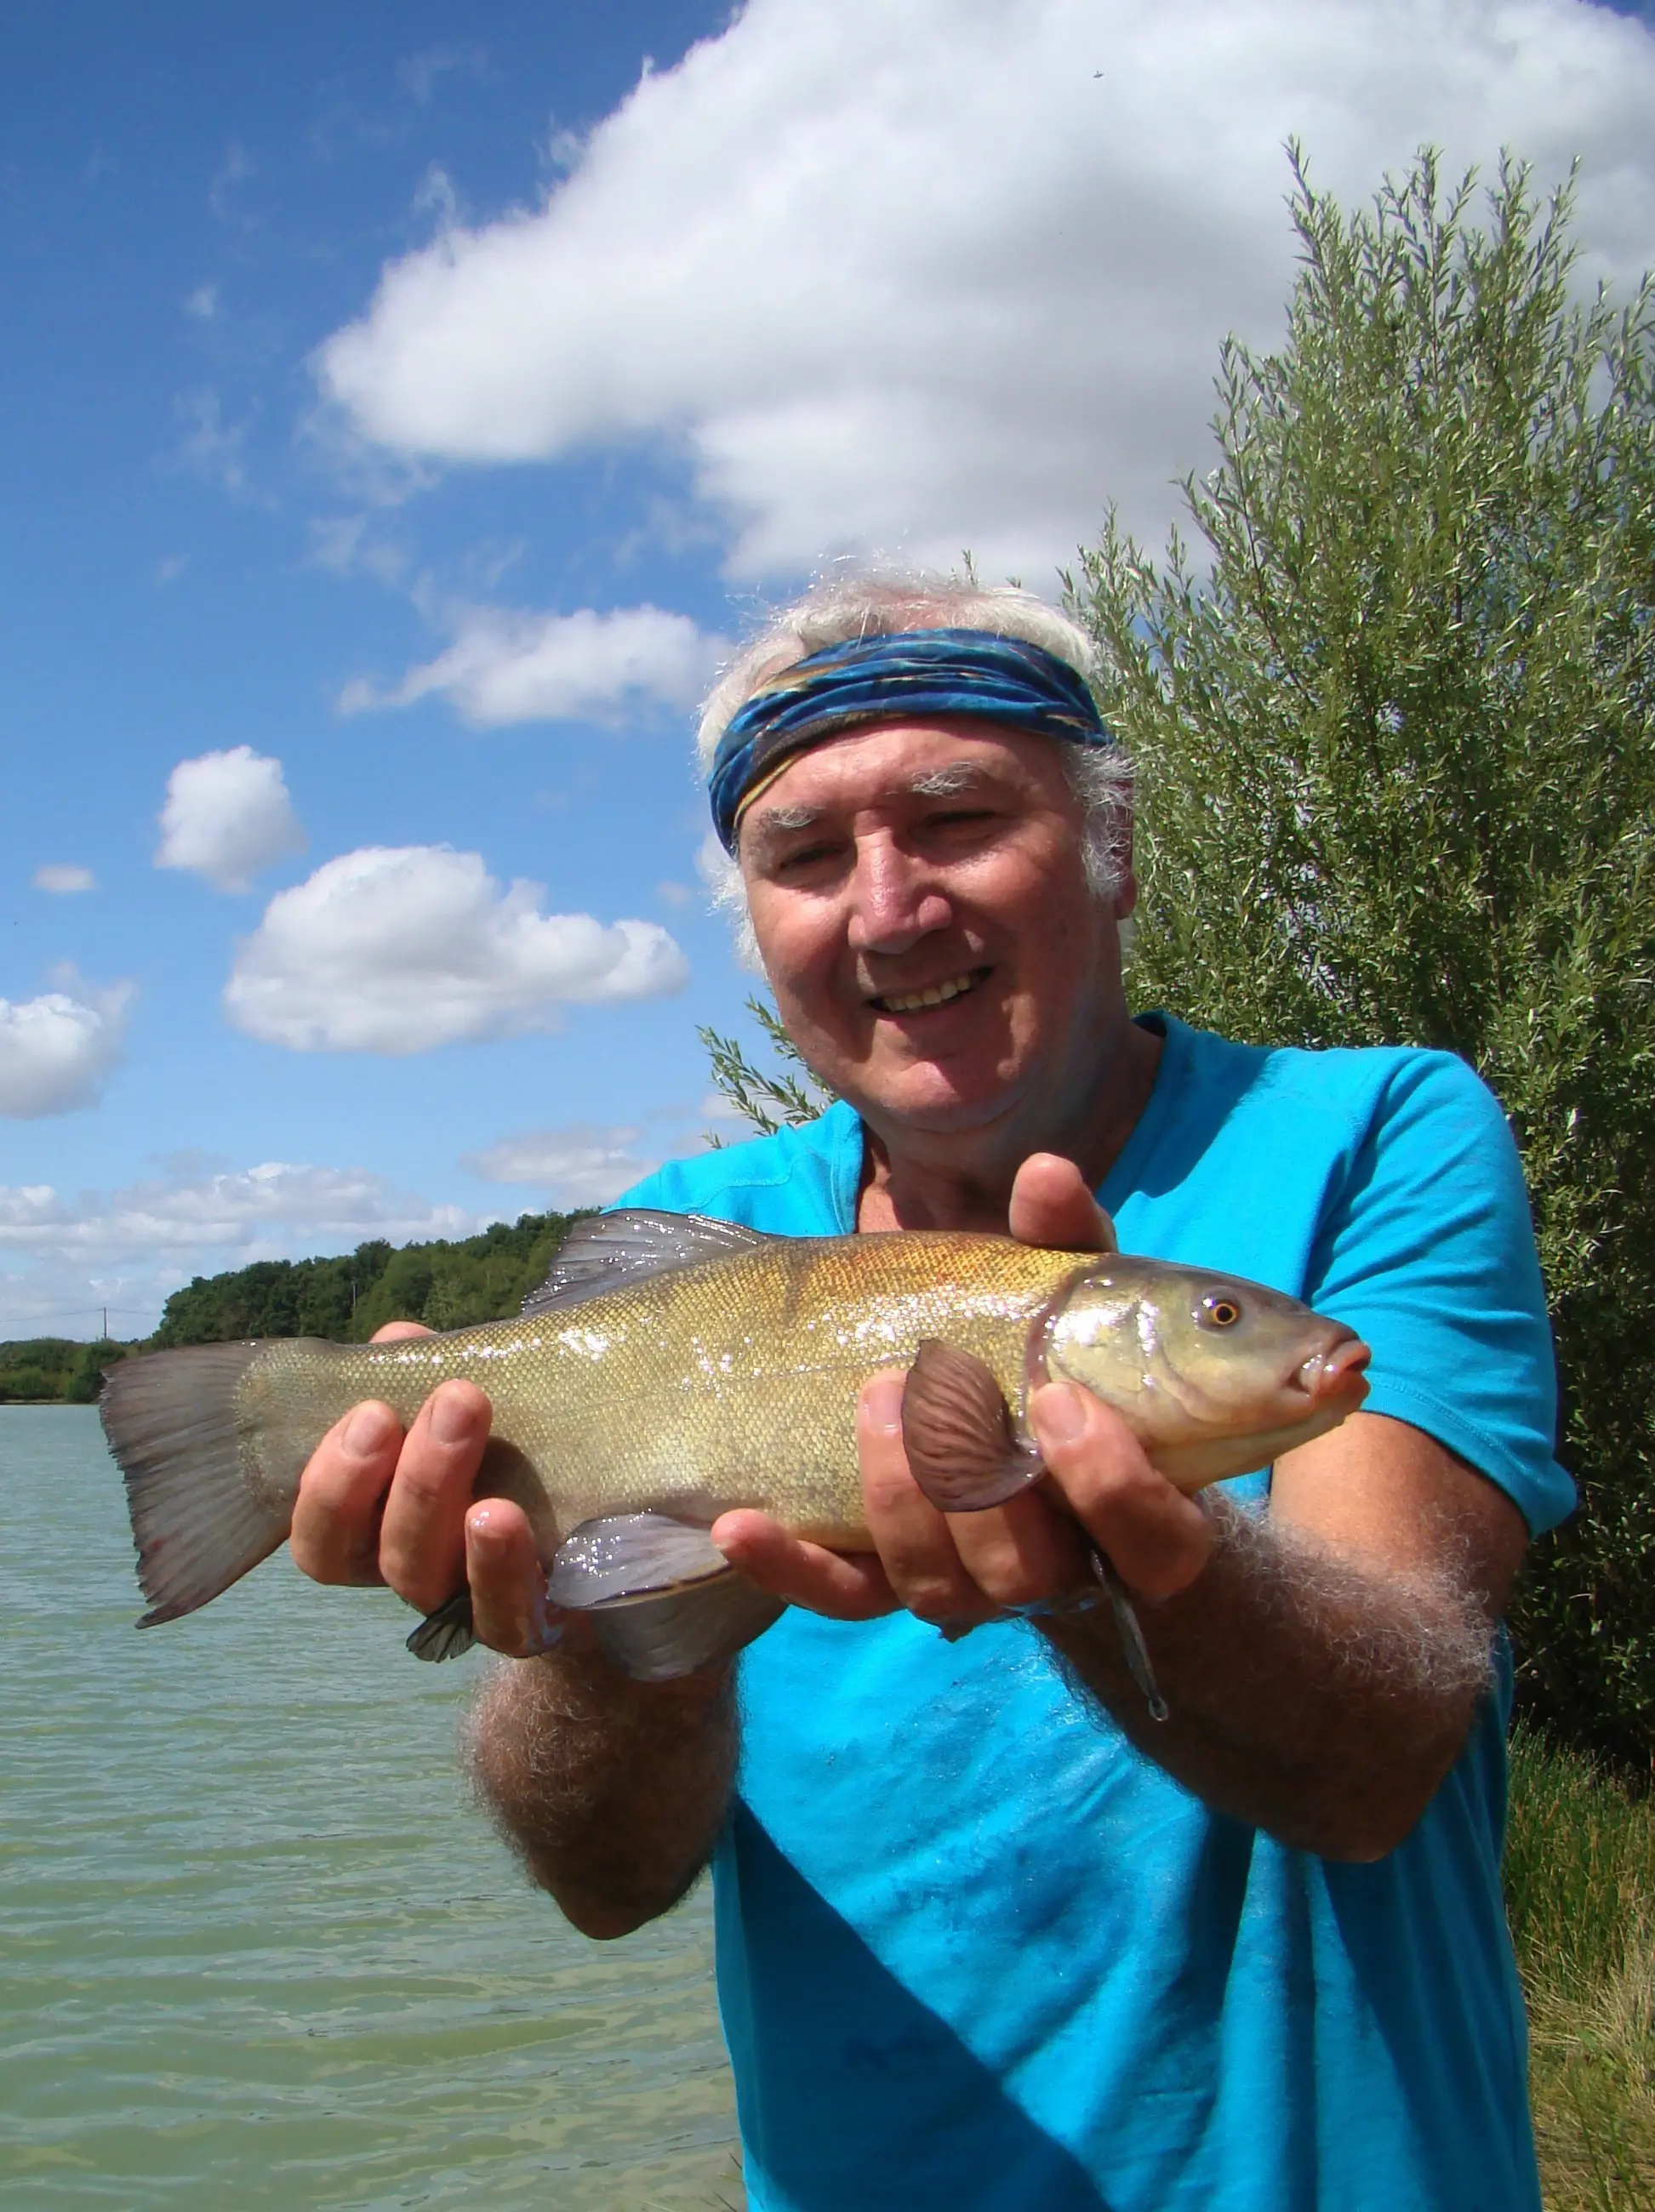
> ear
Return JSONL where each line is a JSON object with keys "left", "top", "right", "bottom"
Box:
{"left": 1110, "top": 801, "right": 1138, "bottom": 920}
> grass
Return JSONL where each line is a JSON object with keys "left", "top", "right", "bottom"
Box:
{"left": 1506, "top": 1722, "right": 1655, "bottom": 2208}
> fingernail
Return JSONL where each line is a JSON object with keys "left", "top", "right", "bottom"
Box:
{"left": 343, "top": 1403, "right": 394, "bottom": 1457}
{"left": 860, "top": 1374, "right": 905, "bottom": 1432}
{"left": 431, "top": 1386, "right": 477, "bottom": 1445}
{"left": 1032, "top": 1382, "right": 1087, "bottom": 1446}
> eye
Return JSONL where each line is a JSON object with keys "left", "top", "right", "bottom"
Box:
{"left": 1201, "top": 1295, "right": 1242, "bottom": 1329}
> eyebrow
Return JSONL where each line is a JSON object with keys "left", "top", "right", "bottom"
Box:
{"left": 744, "top": 761, "right": 1002, "bottom": 848}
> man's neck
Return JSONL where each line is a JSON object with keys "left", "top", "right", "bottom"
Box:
{"left": 854, "top": 1018, "right": 1163, "bottom": 1235}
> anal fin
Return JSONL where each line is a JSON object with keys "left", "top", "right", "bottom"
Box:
{"left": 407, "top": 1588, "right": 478, "bottom": 1662}
{"left": 902, "top": 1338, "right": 1044, "bottom": 1511}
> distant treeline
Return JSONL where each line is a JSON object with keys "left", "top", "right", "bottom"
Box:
{"left": 0, "top": 1209, "right": 584, "bottom": 1401}
{"left": 0, "top": 1337, "right": 134, "bottom": 1404}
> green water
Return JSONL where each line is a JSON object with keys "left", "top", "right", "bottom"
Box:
{"left": 1, "top": 1407, "right": 743, "bottom": 2209}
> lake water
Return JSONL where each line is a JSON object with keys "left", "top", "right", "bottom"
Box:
{"left": 1, "top": 1407, "right": 743, "bottom": 2210}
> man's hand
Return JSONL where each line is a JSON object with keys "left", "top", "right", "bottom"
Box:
{"left": 712, "top": 1153, "right": 1214, "bottom": 1627}
{"left": 714, "top": 1150, "right": 1528, "bottom": 1861}
{"left": 288, "top": 1322, "right": 571, "bottom": 1659}
{"left": 288, "top": 1320, "right": 736, "bottom": 1938}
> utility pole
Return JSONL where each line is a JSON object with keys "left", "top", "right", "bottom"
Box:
{"left": 102, "top": 1305, "right": 108, "bottom": 1341}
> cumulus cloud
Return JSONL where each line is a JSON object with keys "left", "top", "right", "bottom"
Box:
{"left": 465, "top": 1120, "right": 666, "bottom": 1206}
{"left": 225, "top": 843, "right": 690, "bottom": 1054}
{"left": 0, "top": 1159, "right": 481, "bottom": 1337}
{"left": 317, "top": 0, "right": 1655, "bottom": 580}
{"left": 0, "top": 971, "right": 132, "bottom": 1118}
{"left": 157, "top": 746, "right": 308, "bottom": 892}
{"left": 0, "top": 1159, "right": 474, "bottom": 1254}
{"left": 339, "top": 601, "right": 727, "bottom": 726}
{"left": 32, "top": 864, "right": 95, "bottom": 894}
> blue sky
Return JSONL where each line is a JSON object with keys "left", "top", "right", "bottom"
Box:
{"left": 4, "top": 0, "right": 1653, "bottom": 1337}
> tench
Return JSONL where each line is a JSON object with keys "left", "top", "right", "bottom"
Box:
{"left": 102, "top": 1208, "right": 1369, "bottom": 1679}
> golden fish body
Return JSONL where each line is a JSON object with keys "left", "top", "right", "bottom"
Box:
{"left": 104, "top": 1211, "right": 1368, "bottom": 1674}
{"left": 240, "top": 1229, "right": 1075, "bottom": 1554}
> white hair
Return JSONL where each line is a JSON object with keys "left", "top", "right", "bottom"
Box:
{"left": 698, "top": 570, "right": 1134, "bottom": 955}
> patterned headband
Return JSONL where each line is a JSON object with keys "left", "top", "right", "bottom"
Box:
{"left": 706, "top": 626, "right": 1114, "bottom": 853}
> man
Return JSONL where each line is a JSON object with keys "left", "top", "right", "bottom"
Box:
{"left": 291, "top": 576, "right": 1571, "bottom": 2211}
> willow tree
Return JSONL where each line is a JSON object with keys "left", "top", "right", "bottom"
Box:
{"left": 1073, "top": 149, "right": 1655, "bottom": 1771}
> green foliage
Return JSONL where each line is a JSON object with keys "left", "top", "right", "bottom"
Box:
{"left": 0, "top": 1337, "right": 132, "bottom": 1403}
{"left": 151, "top": 1212, "right": 583, "bottom": 1348}
{"left": 151, "top": 1241, "right": 397, "bottom": 1346}
{"left": 1070, "top": 148, "right": 1655, "bottom": 1770}
{"left": 350, "top": 1213, "right": 582, "bottom": 1338}
{"left": 1505, "top": 1724, "right": 1655, "bottom": 2206}
{"left": 699, "top": 994, "right": 830, "bottom": 1138}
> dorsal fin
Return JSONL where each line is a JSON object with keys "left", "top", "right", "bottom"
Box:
{"left": 522, "top": 1209, "right": 776, "bottom": 1316}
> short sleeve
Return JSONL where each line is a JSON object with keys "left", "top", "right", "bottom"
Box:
{"left": 1306, "top": 1052, "right": 1572, "bottom": 1534}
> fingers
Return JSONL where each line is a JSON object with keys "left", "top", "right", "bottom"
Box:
{"left": 1008, "top": 1154, "right": 1111, "bottom": 1252}
{"left": 290, "top": 1367, "right": 496, "bottom": 1619}
{"left": 292, "top": 1400, "right": 402, "bottom": 1586}
{"left": 464, "top": 1499, "right": 572, "bottom": 1657}
{"left": 376, "top": 1381, "right": 494, "bottom": 1614}
{"left": 1030, "top": 1383, "right": 1213, "bottom": 1602}
{"left": 713, "top": 1509, "right": 899, "bottom": 1620}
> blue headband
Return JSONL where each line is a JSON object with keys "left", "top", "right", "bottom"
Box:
{"left": 707, "top": 627, "right": 1114, "bottom": 852}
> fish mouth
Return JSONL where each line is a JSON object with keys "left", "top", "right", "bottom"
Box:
{"left": 1289, "top": 1331, "right": 1372, "bottom": 1412}
{"left": 867, "top": 966, "right": 992, "bottom": 1017}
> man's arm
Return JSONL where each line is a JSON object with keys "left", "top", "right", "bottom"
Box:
{"left": 714, "top": 1155, "right": 1527, "bottom": 1863}
{"left": 466, "top": 1649, "right": 736, "bottom": 1939}
{"left": 288, "top": 1325, "right": 737, "bottom": 1939}
{"left": 1030, "top": 1406, "right": 1522, "bottom": 1859}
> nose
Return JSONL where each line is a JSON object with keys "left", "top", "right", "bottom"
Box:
{"left": 846, "top": 839, "right": 952, "bottom": 958}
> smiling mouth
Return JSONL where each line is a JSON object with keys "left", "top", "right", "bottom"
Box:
{"left": 868, "top": 966, "right": 992, "bottom": 1016}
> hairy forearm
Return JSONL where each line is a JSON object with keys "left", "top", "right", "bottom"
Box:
{"left": 1039, "top": 1500, "right": 1497, "bottom": 1860}
{"left": 465, "top": 1649, "right": 738, "bottom": 1939}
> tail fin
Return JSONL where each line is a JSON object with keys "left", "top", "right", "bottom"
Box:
{"left": 100, "top": 1344, "right": 292, "bottom": 1628}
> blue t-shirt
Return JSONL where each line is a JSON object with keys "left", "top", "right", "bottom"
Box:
{"left": 621, "top": 1017, "right": 1572, "bottom": 2212}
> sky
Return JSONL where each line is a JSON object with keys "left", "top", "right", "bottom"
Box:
{"left": 4, "top": 0, "right": 1654, "bottom": 1340}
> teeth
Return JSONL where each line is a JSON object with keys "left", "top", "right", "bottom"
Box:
{"left": 876, "top": 972, "right": 979, "bottom": 1013}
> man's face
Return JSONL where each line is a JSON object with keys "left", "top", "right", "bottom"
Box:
{"left": 738, "top": 717, "right": 1135, "bottom": 1137}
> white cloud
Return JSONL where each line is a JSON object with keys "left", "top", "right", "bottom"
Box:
{"left": 0, "top": 1159, "right": 481, "bottom": 1338}
{"left": 465, "top": 1120, "right": 665, "bottom": 1206}
{"left": 0, "top": 1160, "right": 473, "bottom": 1254}
{"left": 185, "top": 282, "right": 219, "bottom": 320}
{"left": 340, "top": 601, "right": 727, "bottom": 726}
{"left": 32, "top": 864, "right": 95, "bottom": 895}
{"left": 0, "top": 970, "right": 132, "bottom": 1118}
{"left": 317, "top": 0, "right": 1655, "bottom": 581}
{"left": 225, "top": 843, "right": 690, "bottom": 1054}
{"left": 156, "top": 746, "right": 307, "bottom": 892}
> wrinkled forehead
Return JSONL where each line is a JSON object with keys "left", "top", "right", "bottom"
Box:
{"left": 738, "top": 716, "right": 1070, "bottom": 849}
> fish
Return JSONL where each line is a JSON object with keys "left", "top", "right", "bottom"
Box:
{"left": 101, "top": 1208, "right": 1370, "bottom": 1681}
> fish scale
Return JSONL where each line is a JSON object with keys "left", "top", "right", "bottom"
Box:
{"left": 242, "top": 1233, "right": 1076, "bottom": 1551}
{"left": 101, "top": 1210, "right": 1368, "bottom": 1679}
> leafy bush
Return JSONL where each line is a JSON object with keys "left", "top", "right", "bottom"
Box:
{"left": 1071, "top": 150, "right": 1655, "bottom": 1771}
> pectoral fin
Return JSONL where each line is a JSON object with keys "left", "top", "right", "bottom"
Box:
{"left": 901, "top": 1339, "right": 1045, "bottom": 1510}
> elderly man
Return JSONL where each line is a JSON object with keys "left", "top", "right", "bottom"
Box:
{"left": 292, "top": 577, "right": 1570, "bottom": 2212}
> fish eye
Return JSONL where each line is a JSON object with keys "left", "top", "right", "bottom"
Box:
{"left": 1201, "top": 1295, "right": 1243, "bottom": 1330}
